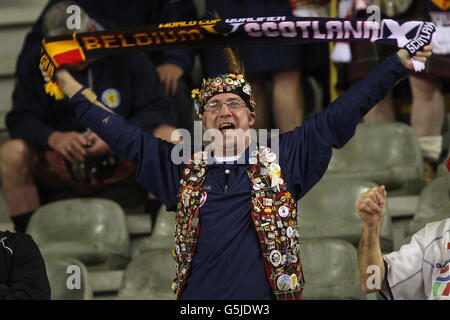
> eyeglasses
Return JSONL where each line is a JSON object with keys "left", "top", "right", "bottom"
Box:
{"left": 204, "top": 100, "right": 246, "bottom": 112}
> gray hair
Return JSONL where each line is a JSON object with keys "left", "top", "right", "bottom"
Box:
{"left": 42, "top": 1, "right": 91, "bottom": 37}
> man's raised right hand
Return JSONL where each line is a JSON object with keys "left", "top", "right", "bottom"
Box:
{"left": 355, "top": 185, "right": 387, "bottom": 228}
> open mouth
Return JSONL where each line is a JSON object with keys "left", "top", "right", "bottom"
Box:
{"left": 218, "top": 123, "right": 236, "bottom": 133}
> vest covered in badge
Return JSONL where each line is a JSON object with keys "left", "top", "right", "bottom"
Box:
{"left": 171, "top": 146, "right": 305, "bottom": 300}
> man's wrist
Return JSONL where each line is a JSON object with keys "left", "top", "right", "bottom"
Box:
{"left": 362, "top": 221, "right": 383, "bottom": 235}
{"left": 55, "top": 69, "right": 83, "bottom": 98}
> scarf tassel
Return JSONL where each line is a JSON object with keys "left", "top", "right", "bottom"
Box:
{"left": 44, "top": 81, "right": 64, "bottom": 100}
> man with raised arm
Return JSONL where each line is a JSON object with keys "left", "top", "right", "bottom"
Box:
{"left": 41, "top": 46, "right": 432, "bottom": 300}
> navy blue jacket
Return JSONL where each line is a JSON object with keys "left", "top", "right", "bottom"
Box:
{"left": 69, "top": 53, "right": 409, "bottom": 299}
{"left": 7, "top": 44, "right": 175, "bottom": 151}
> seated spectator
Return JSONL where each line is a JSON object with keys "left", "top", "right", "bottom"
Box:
{"left": 0, "top": 2, "right": 178, "bottom": 232}
{"left": 0, "top": 230, "right": 51, "bottom": 300}
{"left": 356, "top": 182, "right": 450, "bottom": 299}
{"left": 15, "top": 0, "right": 198, "bottom": 134}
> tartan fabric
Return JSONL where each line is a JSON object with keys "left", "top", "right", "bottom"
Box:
{"left": 347, "top": 0, "right": 450, "bottom": 83}
{"left": 347, "top": 42, "right": 450, "bottom": 83}
{"left": 42, "top": 151, "right": 136, "bottom": 195}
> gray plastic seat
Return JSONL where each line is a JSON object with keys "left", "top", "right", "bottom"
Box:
{"left": 130, "top": 205, "right": 175, "bottom": 259}
{"left": 408, "top": 176, "right": 450, "bottom": 235}
{"left": 298, "top": 178, "right": 393, "bottom": 251}
{"left": 117, "top": 249, "right": 174, "bottom": 300}
{"left": 27, "top": 198, "right": 130, "bottom": 269}
{"left": 44, "top": 256, "right": 93, "bottom": 300}
{"left": 300, "top": 238, "right": 366, "bottom": 300}
{"left": 324, "top": 122, "right": 424, "bottom": 196}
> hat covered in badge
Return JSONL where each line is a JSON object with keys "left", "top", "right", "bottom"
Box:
{"left": 192, "top": 48, "right": 255, "bottom": 115}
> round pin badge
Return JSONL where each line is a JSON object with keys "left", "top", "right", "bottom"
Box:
{"left": 101, "top": 88, "right": 121, "bottom": 109}
{"left": 199, "top": 191, "right": 207, "bottom": 208}
{"left": 286, "top": 226, "right": 294, "bottom": 238}
{"left": 277, "top": 274, "right": 292, "bottom": 291}
{"left": 278, "top": 206, "right": 289, "bottom": 218}
{"left": 270, "top": 163, "right": 281, "bottom": 172}
{"left": 197, "top": 168, "right": 206, "bottom": 177}
{"left": 290, "top": 254, "right": 298, "bottom": 264}
{"left": 243, "top": 83, "right": 252, "bottom": 95}
{"left": 269, "top": 250, "right": 282, "bottom": 267}
{"left": 249, "top": 157, "right": 257, "bottom": 164}
{"left": 265, "top": 152, "right": 277, "bottom": 163}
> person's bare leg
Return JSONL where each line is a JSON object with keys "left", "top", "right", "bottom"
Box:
{"left": 410, "top": 76, "right": 444, "bottom": 138}
{"left": 409, "top": 76, "right": 444, "bottom": 183}
{"left": 0, "top": 140, "right": 40, "bottom": 222}
{"left": 272, "top": 68, "right": 304, "bottom": 133}
{"left": 363, "top": 89, "right": 395, "bottom": 122}
{"left": 247, "top": 73, "right": 270, "bottom": 130}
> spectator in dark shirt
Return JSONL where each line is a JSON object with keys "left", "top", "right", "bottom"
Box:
{"left": 15, "top": 0, "right": 198, "bottom": 134}
{"left": 0, "top": 2, "right": 178, "bottom": 232}
{"left": 0, "top": 230, "right": 51, "bottom": 300}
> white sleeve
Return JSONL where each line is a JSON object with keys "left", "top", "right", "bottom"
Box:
{"left": 381, "top": 228, "right": 426, "bottom": 300}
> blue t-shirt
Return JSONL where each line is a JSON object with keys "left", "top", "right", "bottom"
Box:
{"left": 70, "top": 53, "right": 409, "bottom": 299}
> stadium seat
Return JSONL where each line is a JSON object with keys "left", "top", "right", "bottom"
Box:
{"left": 130, "top": 205, "right": 175, "bottom": 258}
{"left": 117, "top": 249, "right": 174, "bottom": 300}
{"left": 44, "top": 256, "right": 93, "bottom": 300}
{"left": 300, "top": 238, "right": 366, "bottom": 300}
{"left": 298, "top": 178, "right": 393, "bottom": 251}
{"left": 324, "top": 122, "right": 425, "bottom": 196}
{"left": 408, "top": 176, "right": 450, "bottom": 236}
{"left": 27, "top": 198, "right": 130, "bottom": 269}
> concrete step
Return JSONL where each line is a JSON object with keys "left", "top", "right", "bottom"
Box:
{"left": 0, "top": 1, "right": 47, "bottom": 26}
{"left": 125, "top": 214, "right": 151, "bottom": 235}
{"left": 89, "top": 270, "right": 124, "bottom": 294}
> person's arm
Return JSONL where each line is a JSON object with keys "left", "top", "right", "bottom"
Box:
{"left": 50, "top": 68, "right": 182, "bottom": 209}
{"left": 2, "top": 234, "right": 50, "bottom": 300}
{"left": 355, "top": 186, "right": 387, "bottom": 293}
{"left": 281, "top": 48, "right": 432, "bottom": 199}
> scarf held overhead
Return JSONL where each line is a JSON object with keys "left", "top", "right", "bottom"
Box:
{"left": 40, "top": 16, "right": 435, "bottom": 98}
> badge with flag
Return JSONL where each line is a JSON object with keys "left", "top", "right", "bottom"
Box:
{"left": 432, "top": 243, "right": 450, "bottom": 297}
